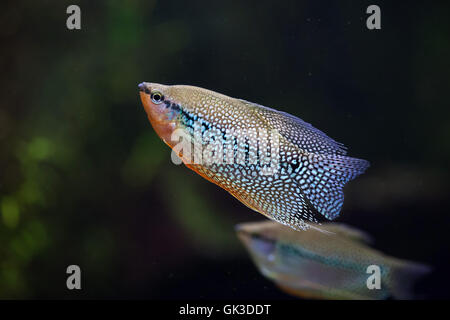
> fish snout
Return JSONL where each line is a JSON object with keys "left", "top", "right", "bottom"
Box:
{"left": 235, "top": 224, "right": 250, "bottom": 241}
{"left": 138, "top": 82, "right": 151, "bottom": 94}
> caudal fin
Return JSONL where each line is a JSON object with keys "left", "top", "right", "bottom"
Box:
{"left": 389, "top": 260, "right": 432, "bottom": 300}
{"left": 299, "top": 153, "right": 370, "bottom": 220}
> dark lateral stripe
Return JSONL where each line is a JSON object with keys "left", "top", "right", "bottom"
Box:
{"left": 170, "top": 103, "right": 181, "bottom": 112}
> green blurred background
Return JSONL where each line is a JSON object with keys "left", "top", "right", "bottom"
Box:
{"left": 0, "top": 0, "right": 449, "bottom": 299}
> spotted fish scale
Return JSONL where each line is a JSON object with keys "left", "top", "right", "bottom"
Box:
{"left": 138, "top": 83, "right": 370, "bottom": 231}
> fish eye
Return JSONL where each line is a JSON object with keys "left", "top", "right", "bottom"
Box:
{"left": 151, "top": 91, "right": 164, "bottom": 104}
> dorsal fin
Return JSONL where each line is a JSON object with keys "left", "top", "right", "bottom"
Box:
{"left": 241, "top": 100, "right": 348, "bottom": 155}
{"left": 319, "top": 223, "right": 374, "bottom": 244}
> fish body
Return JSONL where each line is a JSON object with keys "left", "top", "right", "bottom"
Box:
{"left": 138, "top": 83, "right": 370, "bottom": 230}
{"left": 236, "top": 221, "right": 431, "bottom": 300}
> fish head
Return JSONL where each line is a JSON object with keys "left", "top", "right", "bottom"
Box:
{"left": 139, "top": 82, "right": 236, "bottom": 148}
{"left": 138, "top": 82, "right": 186, "bottom": 147}
{"left": 235, "top": 222, "right": 278, "bottom": 261}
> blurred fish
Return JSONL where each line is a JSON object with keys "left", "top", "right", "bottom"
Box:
{"left": 138, "top": 83, "right": 369, "bottom": 230}
{"left": 236, "top": 221, "right": 431, "bottom": 300}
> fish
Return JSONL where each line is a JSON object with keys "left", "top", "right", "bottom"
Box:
{"left": 138, "top": 83, "right": 370, "bottom": 231}
{"left": 236, "top": 220, "right": 431, "bottom": 300}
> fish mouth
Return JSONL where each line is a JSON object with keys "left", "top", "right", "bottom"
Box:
{"left": 235, "top": 223, "right": 279, "bottom": 245}
{"left": 235, "top": 224, "right": 271, "bottom": 241}
{"left": 138, "top": 82, "right": 151, "bottom": 94}
{"left": 234, "top": 223, "right": 245, "bottom": 233}
{"left": 138, "top": 83, "right": 152, "bottom": 116}
{"left": 235, "top": 224, "right": 252, "bottom": 243}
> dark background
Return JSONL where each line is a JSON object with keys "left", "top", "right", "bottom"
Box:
{"left": 0, "top": 0, "right": 449, "bottom": 299}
